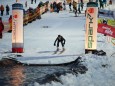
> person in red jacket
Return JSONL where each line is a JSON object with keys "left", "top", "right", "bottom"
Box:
{"left": 8, "top": 15, "right": 12, "bottom": 33}
{"left": 0, "top": 17, "right": 4, "bottom": 38}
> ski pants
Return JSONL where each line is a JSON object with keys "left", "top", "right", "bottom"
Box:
{"left": 57, "top": 41, "right": 64, "bottom": 47}
{"left": 1, "top": 11, "right": 4, "bottom": 16}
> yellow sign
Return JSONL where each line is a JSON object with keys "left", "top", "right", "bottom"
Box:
{"left": 98, "top": 18, "right": 115, "bottom": 27}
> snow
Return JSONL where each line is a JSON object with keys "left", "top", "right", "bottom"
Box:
{"left": 1, "top": 10, "right": 86, "bottom": 64}
{"left": 0, "top": 0, "right": 86, "bottom": 64}
{"left": 33, "top": 55, "right": 115, "bottom": 86}
{"left": 0, "top": 0, "right": 115, "bottom": 86}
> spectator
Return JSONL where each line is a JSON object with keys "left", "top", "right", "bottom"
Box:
{"left": 109, "top": 0, "right": 112, "bottom": 5}
{"left": 8, "top": 15, "right": 12, "bottom": 33}
{"left": 69, "top": 2, "right": 72, "bottom": 11}
{"left": 63, "top": 0, "right": 66, "bottom": 10}
{"left": 6, "top": 5, "right": 10, "bottom": 15}
{"left": 73, "top": 0, "right": 77, "bottom": 16}
{"left": 80, "top": 0, "right": 84, "bottom": 10}
{"left": 103, "top": 0, "right": 107, "bottom": 7}
{"left": 1, "top": 5, "right": 4, "bottom": 16}
{"left": 0, "top": 17, "right": 4, "bottom": 39}
{"left": 25, "top": 1, "right": 27, "bottom": 7}
{"left": 78, "top": 3, "right": 81, "bottom": 14}
{"left": 99, "top": 0, "right": 103, "bottom": 9}
{"left": 35, "top": 0, "right": 36, "bottom": 4}
{"left": 57, "top": 3, "right": 60, "bottom": 13}
{"left": 31, "top": 0, "right": 33, "bottom": 4}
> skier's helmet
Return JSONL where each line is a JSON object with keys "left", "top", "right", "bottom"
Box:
{"left": 58, "top": 35, "right": 61, "bottom": 37}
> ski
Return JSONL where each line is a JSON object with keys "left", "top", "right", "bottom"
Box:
{"left": 53, "top": 48, "right": 65, "bottom": 55}
{"left": 58, "top": 48, "right": 65, "bottom": 54}
{"left": 53, "top": 49, "right": 60, "bottom": 54}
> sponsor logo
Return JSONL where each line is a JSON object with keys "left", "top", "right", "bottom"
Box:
{"left": 87, "top": 10, "right": 94, "bottom": 48}
{"left": 102, "top": 26, "right": 113, "bottom": 35}
{"left": 12, "top": 14, "right": 18, "bottom": 40}
{"left": 88, "top": 8, "right": 94, "bottom": 14}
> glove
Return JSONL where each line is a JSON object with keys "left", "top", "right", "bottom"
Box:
{"left": 54, "top": 43, "right": 56, "bottom": 46}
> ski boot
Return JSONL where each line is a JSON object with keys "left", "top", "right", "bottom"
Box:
{"left": 57, "top": 47, "right": 59, "bottom": 51}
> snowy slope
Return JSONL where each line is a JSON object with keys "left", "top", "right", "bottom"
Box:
{"left": 0, "top": 0, "right": 115, "bottom": 86}
{"left": 0, "top": 0, "right": 115, "bottom": 64}
{"left": 0, "top": 10, "right": 86, "bottom": 64}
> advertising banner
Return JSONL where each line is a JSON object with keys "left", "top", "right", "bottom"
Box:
{"left": 85, "top": 2, "right": 98, "bottom": 51}
{"left": 98, "top": 18, "right": 115, "bottom": 27}
{"left": 98, "top": 23, "right": 115, "bottom": 38}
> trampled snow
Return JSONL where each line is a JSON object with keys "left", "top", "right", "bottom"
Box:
{"left": 0, "top": 0, "right": 115, "bottom": 86}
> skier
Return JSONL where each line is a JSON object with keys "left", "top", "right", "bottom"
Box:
{"left": 54, "top": 35, "right": 66, "bottom": 50}
{"left": 0, "top": 17, "right": 4, "bottom": 39}
{"left": 6, "top": 5, "right": 10, "bottom": 15}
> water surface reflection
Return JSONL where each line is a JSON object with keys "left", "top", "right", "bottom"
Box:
{"left": 0, "top": 65, "right": 25, "bottom": 86}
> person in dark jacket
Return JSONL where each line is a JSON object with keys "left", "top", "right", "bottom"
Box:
{"left": 57, "top": 3, "right": 60, "bottom": 13}
{"left": 99, "top": 0, "right": 103, "bottom": 9}
{"left": 31, "top": 0, "right": 33, "bottom": 4}
{"left": 69, "top": 2, "right": 72, "bottom": 11}
{"left": 63, "top": 0, "right": 66, "bottom": 10}
{"left": 6, "top": 5, "right": 10, "bottom": 15}
{"left": 103, "top": 0, "right": 107, "bottom": 7}
{"left": 35, "top": 0, "right": 36, "bottom": 3}
{"left": 0, "top": 17, "right": 4, "bottom": 39}
{"left": 25, "top": 1, "right": 27, "bottom": 8}
{"left": 54, "top": 35, "right": 66, "bottom": 50}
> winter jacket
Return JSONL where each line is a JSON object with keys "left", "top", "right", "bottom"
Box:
{"left": 0, "top": 20, "right": 4, "bottom": 38}
{"left": 54, "top": 35, "right": 66, "bottom": 44}
{"left": 73, "top": 1, "right": 77, "bottom": 10}
{"left": 1, "top": 5, "right": 4, "bottom": 11}
{"left": 6, "top": 5, "right": 10, "bottom": 11}
{"left": 0, "top": 20, "right": 4, "bottom": 33}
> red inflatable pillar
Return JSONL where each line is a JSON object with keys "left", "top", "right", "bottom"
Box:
{"left": 12, "top": 3, "right": 24, "bottom": 53}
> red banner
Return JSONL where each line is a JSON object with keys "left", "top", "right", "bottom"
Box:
{"left": 98, "top": 23, "right": 115, "bottom": 38}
